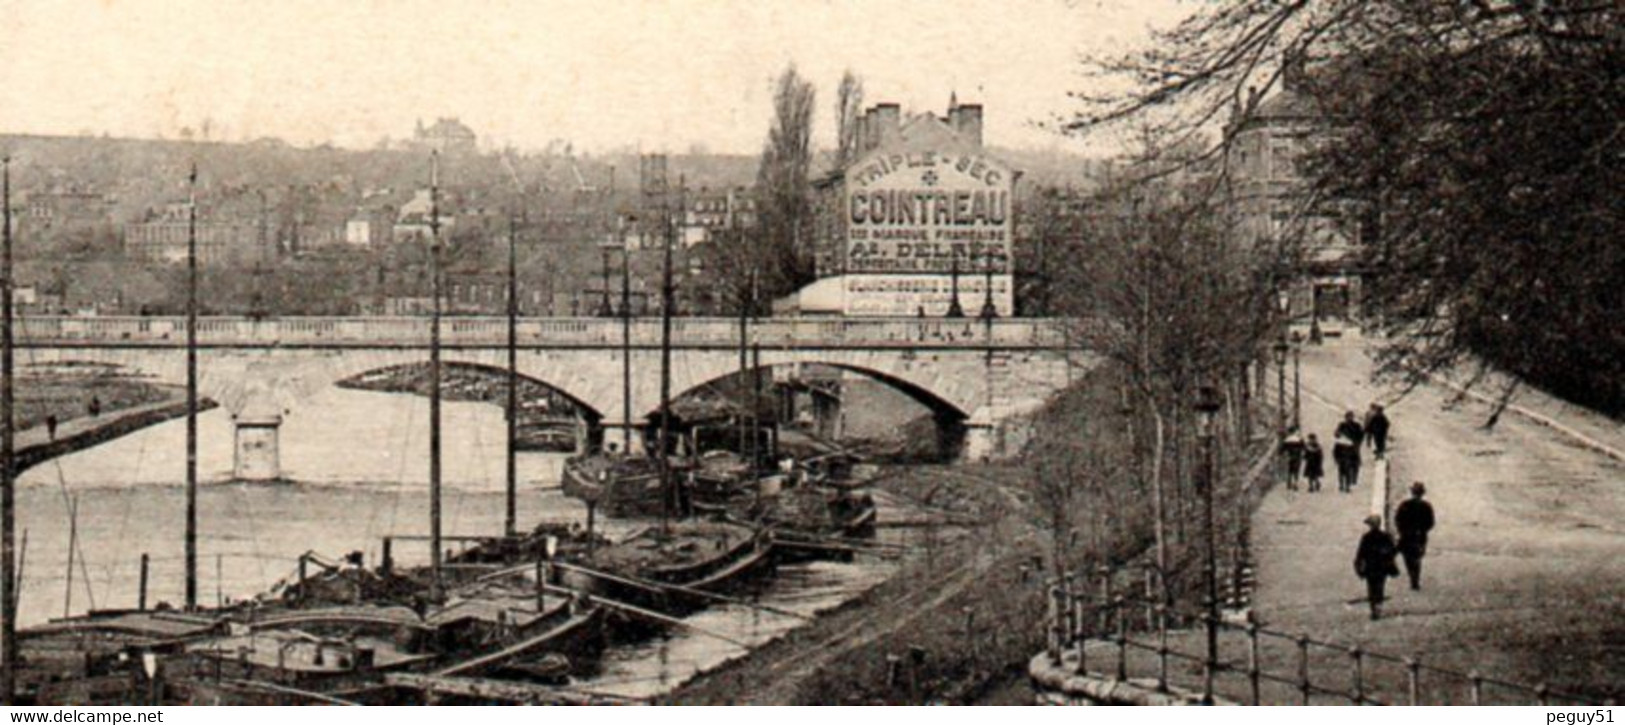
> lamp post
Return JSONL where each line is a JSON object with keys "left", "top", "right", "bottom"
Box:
{"left": 1276, "top": 288, "right": 1292, "bottom": 438}
{"left": 979, "top": 245, "right": 998, "bottom": 320}
{"left": 1293, "top": 343, "right": 1302, "bottom": 429}
{"left": 946, "top": 253, "right": 965, "bottom": 318}
{"left": 1193, "top": 385, "right": 1223, "bottom": 706}
{"left": 1273, "top": 340, "right": 1289, "bottom": 440}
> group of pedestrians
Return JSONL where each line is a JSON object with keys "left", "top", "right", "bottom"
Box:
{"left": 1276, "top": 398, "right": 1430, "bottom": 620}
{"left": 1354, "top": 482, "right": 1436, "bottom": 620}
{"left": 1279, "top": 402, "right": 1390, "bottom": 493}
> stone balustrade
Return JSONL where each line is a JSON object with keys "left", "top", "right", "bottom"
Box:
{"left": 12, "top": 315, "right": 1078, "bottom": 350}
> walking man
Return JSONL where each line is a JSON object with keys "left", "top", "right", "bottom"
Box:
{"left": 1303, "top": 434, "right": 1325, "bottom": 492}
{"left": 1334, "top": 411, "right": 1365, "bottom": 492}
{"left": 1353, "top": 514, "right": 1400, "bottom": 620}
{"left": 1365, "top": 403, "right": 1391, "bottom": 459}
{"left": 46, "top": 414, "right": 58, "bottom": 440}
{"left": 1394, "top": 482, "right": 1436, "bottom": 590}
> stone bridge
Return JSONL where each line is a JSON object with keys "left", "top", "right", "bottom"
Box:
{"left": 11, "top": 316, "right": 1086, "bottom": 460}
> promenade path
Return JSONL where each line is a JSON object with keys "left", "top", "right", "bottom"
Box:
{"left": 1244, "top": 341, "right": 1624, "bottom": 702}
{"left": 1049, "top": 340, "right": 1622, "bottom": 705}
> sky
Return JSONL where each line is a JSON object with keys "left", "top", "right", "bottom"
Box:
{"left": 0, "top": 0, "right": 1194, "bottom": 156}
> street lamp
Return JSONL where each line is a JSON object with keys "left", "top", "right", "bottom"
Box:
{"left": 1193, "top": 384, "right": 1223, "bottom": 706}
{"left": 979, "top": 245, "right": 998, "bottom": 320}
{"left": 1276, "top": 289, "right": 1292, "bottom": 440}
{"left": 945, "top": 252, "right": 965, "bottom": 318}
{"left": 1293, "top": 341, "right": 1302, "bottom": 429}
{"left": 1273, "top": 339, "right": 1289, "bottom": 442}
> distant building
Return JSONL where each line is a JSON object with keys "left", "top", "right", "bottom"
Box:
{"left": 687, "top": 186, "right": 756, "bottom": 230}
{"left": 412, "top": 117, "right": 478, "bottom": 156}
{"left": 22, "top": 185, "right": 115, "bottom": 232}
{"left": 123, "top": 202, "right": 270, "bottom": 266}
{"left": 393, "top": 189, "right": 455, "bottom": 243}
{"left": 124, "top": 219, "right": 269, "bottom": 266}
{"left": 1227, "top": 67, "right": 1364, "bottom": 331}
{"left": 344, "top": 196, "right": 400, "bottom": 247}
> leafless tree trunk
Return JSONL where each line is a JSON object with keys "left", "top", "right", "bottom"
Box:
{"left": 834, "top": 70, "right": 865, "bottom": 171}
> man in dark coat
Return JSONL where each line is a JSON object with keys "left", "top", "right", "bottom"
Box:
{"left": 1394, "top": 482, "right": 1436, "bottom": 590}
{"left": 1354, "top": 514, "right": 1399, "bottom": 620}
{"left": 1365, "top": 403, "right": 1391, "bottom": 459}
{"left": 1334, "top": 412, "right": 1365, "bottom": 492}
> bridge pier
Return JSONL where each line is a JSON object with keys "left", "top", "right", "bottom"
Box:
{"left": 960, "top": 412, "right": 1038, "bottom": 464}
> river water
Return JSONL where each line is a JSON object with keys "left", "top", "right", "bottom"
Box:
{"left": 14, "top": 385, "right": 905, "bottom": 699}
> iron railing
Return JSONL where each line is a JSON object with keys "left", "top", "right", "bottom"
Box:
{"left": 1041, "top": 438, "right": 1596, "bottom": 708}
{"left": 1042, "top": 584, "right": 1596, "bottom": 705}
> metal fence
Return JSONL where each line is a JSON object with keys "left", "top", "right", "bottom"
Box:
{"left": 1038, "top": 428, "right": 1602, "bottom": 706}
{"left": 1040, "top": 552, "right": 1597, "bottom": 705}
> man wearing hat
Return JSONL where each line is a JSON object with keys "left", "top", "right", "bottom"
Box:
{"left": 1354, "top": 514, "right": 1400, "bottom": 620}
{"left": 1394, "top": 482, "right": 1436, "bottom": 590}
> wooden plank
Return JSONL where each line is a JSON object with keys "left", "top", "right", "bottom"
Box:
{"left": 217, "top": 678, "right": 364, "bottom": 706}
{"left": 384, "top": 672, "right": 638, "bottom": 705}
{"left": 434, "top": 610, "right": 597, "bottom": 677}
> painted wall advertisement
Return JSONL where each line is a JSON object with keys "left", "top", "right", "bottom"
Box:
{"left": 841, "top": 148, "right": 1015, "bottom": 316}
{"left": 845, "top": 150, "right": 1014, "bottom": 274}
{"left": 842, "top": 274, "right": 1013, "bottom": 317}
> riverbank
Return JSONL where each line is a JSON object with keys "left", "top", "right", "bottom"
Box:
{"left": 16, "top": 362, "right": 174, "bottom": 433}
{"left": 661, "top": 464, "right": 1049, "bottom": 705}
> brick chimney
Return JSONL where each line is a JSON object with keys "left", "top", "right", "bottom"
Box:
{"left": 873, "top": 103, "right": 901, "bottom": 147}
{"left": 953, "top": 104, "right": 983, "bottom": 147}
{"left": 860, "top": 107, "right": 878, "bottom": 153}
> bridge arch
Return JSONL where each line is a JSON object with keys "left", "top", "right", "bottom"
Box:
{"left": 671, "top": 361, "right": 971, "bottom": 461}
{"left": 335, "top": 359, "right": 607, "bottom": 451}
{"left": 336, "top": 360, "right": 606, "bottom": 423}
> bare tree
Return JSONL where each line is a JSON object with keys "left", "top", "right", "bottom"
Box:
{"left": 834, "top": 70, "right": 866, "bottom": 171}
{"left": 1064, "top": 0, "right": 1625, "bottom": 415}
{"left": 753, "top": 64, "right": 818, "bottom": 301}
{"left": 1036, "top": 134, "right": 1285, "bottom": 604}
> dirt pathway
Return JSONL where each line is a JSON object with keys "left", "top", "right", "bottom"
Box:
{"left": 1249, "top": 342, "right": 1624, "bottom": 699}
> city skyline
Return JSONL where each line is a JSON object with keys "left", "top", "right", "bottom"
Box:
{"left": 0, "top": 0, "right": 1191, "bottom": 156}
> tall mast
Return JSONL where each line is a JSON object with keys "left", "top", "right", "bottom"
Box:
{"left": 185, "top": 164, "right": 199, "bottom": 611}
{"left": 504, "top": 202, "right": 519, "bottom": 538}
{"left": 1, "top": 156, "right": 18, "bottom": 703}
{"left": 428, "top": 151, "right": 444, "bottom": 601}
{"left": 619, "top": 174, "right": 632, "bottom": 454}
{"left": 736, "top": 208, "right": 748, "bottom": 458}
{"left": 657, "top": 175, "right": 679, "bottom": 530}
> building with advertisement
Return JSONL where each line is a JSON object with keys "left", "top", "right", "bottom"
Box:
{"left": 790, "top": 100, "right": 1018, "bottom": 317}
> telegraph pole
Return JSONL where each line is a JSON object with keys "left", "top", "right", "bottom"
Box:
{"left": 185, "top": 165, "right": 199, "bottom": 611}
{"left": 504, "top": 205, "right": 519, "bottom": 538}
{"left": 620, "top": 224, "right": 632, "bottom": 453}
{"left": 656, "top": 175, "right": 680, "bottom": 531}
{"left": 1, "top": 156, "right": 18, "bottom": 703}
{"left": 428, "top": 151, "right": 444, "bottom": 601}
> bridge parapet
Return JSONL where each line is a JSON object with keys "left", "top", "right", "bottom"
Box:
{"left": 15, "top": 315, "right": 1081, "bottom": 350}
